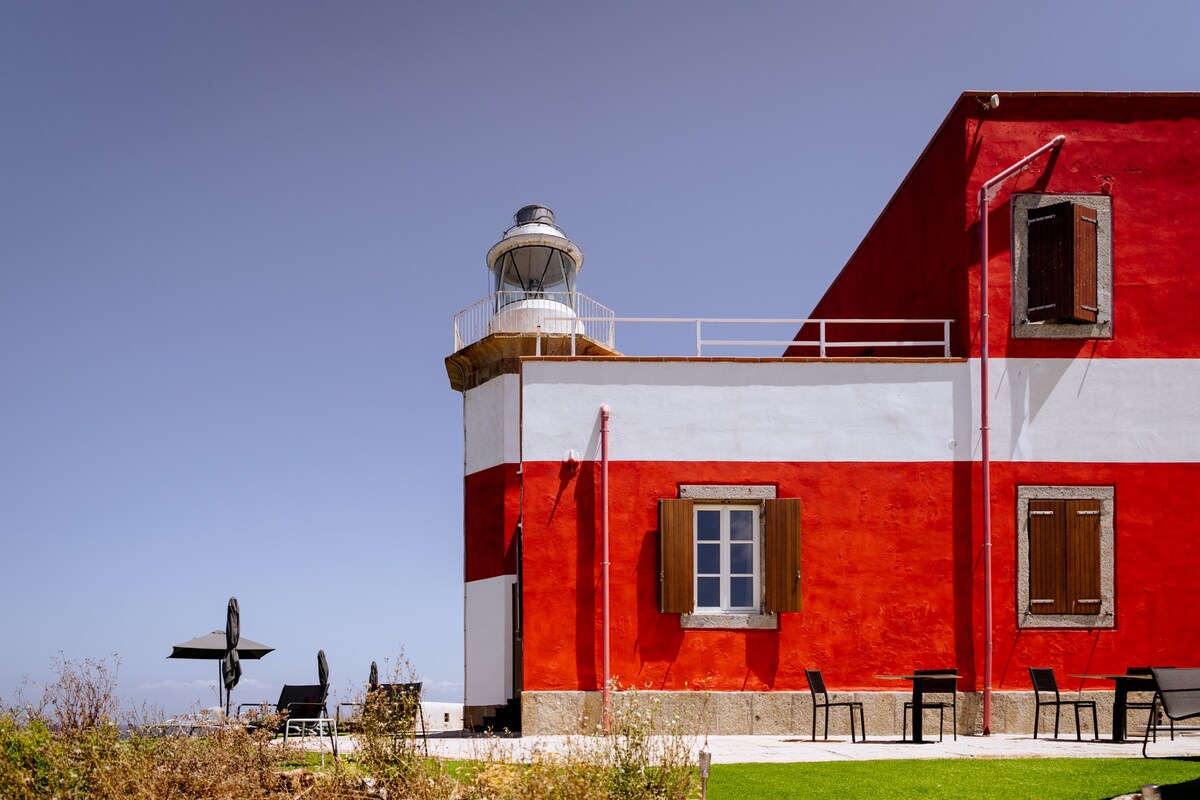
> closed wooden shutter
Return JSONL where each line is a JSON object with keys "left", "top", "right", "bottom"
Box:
{"left": 1065, "top": 499, "right": 1102, "bottom": 613}
{"left": 764, "top": 498, "right": 802, "bottom": 613}
{"left": 1029, "top": 500, "right": 1066, "bottom": 614}
{"left": 659, "top": 499, "right": 694, "bottom": 613}
{"left": 1027, "top": 201, "right": 1098, "bottom": 324}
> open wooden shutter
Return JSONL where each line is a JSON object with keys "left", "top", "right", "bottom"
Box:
{"left": 1027, "top": 202, "right": 1098, "bottom": 324}
{"left": 659, "top": 499, "right": 694, "bottom": 613}
{"left": 1028, "top": 500, "right": 1066, "bottom": 614}
{"left": 1065, "top": 499, "right": 1102, "bottom": 614}
{"left": 764, "top": 498, "right": 802, "bottom": 613}
{"left": 1070, "top": 206, "right": 1099, "bottom": 323}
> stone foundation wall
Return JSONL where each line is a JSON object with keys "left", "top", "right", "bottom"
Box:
{"left": 521, "top": 690, "right": 1130, "bottom": 737}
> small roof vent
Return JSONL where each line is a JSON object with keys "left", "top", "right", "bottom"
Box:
{"left": 515, "top": 205, "right": 556, "bottom": 226}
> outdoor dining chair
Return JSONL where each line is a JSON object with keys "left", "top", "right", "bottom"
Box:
{"left": 902, "top": 668, "right": 958, "bottom": 742}
{"left": 1126, "top": 667, "right": 1174, "bottom": 742}
{"left": 1029, "top": 667, "right": 1098, "bottom": 740}
{"left": 239, "top": 683, "right": 336, "bottom": 751}
{"left": 338, "top": 681, "right": 427, "bottom": 740}
{"left": 805, "top": 669, "right": 865, "bottom": 743}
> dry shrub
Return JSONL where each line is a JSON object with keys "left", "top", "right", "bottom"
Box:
{"left": 2, "top": 654, "right": 701, "bottom": 799}
{"left": 452, "top": 689, "right": 699, "bottom": 800}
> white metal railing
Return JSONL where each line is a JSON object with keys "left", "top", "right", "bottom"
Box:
{"left": 453, "top": 291, "right": 615, "bottom": 351}
{"left": 535, "top": 317, "right": 955, "bottom": 358}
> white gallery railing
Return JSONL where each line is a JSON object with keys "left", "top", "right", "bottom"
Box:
{"left": 535, "top": 317, "right": 955, "bottom": 358}
{"left": 453, "top": 294, "right": 954, "bottom": 358}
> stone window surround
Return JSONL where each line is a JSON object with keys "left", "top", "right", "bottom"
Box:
{"left": 678, "top": 484, "right": 778, "bottom": 630}
{"left": 1016, "top": 484, "right": 1115, "bottom": 629}
{"left": 1010, "top": 193, "right": 1113, "bottom": 340}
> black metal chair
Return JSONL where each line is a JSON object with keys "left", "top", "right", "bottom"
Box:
{"left": 805, "top": 669, "right": 865, "bottom": 742}
{"left": 1029, "top": 667, "right": 1098, "bottom": 740}
{"left": 902, "top": 668, "right": 958, "bottom": 742}
{"left": 239, "top": 683, "right": 336, "bottom": 754}
{"left": 1126, "top": 667, "right": 1173, "bottom": 742}
{"left": 338, "top": 681, "right": 427, "bottom": 755}
{"left": 1143, "top": 667, "right": 1200, "bottom": 757}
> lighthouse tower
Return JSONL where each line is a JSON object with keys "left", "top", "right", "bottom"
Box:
{"left": 446, "top": 205, "right": 616, "bottom": 730}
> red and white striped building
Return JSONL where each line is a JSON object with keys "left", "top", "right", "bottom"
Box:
{"left": 447, "top": 93, "right": 1200, "bottom": 734}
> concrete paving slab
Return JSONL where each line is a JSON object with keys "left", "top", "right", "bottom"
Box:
{"left": 331, "top": 730, "right": 1199, "bottom": 764}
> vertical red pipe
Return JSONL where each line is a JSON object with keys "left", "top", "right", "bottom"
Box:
{"left": 600, "top": 404, "right": 611, "bottom": 733}
{"left": 977, "top": 134, "right": 1064, "bottom": 734}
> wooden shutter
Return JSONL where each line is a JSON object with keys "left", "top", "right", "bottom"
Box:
{"left": 1027, "top": 201, "right": 1098, "bottom": 324}
{"left": 1028, "top": 500, "right": 1066, "bottom": 614}
{"left": 764, "top": 498, "right": 802, "bottom": 613}
{"left": 1070, "top": 206, "right": 1099, "bottom": 323}
{"left": 1065, "top": 499, "right": 1102, "bottom": 613}
{"left": 659, "top": 499, "right": 694, "bottom": 613}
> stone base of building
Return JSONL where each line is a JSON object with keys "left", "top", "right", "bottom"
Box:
{"left": 521, "top": 690, "right": 1129, "bottom": 738}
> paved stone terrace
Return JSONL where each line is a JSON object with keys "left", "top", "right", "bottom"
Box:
{"left": 321, "top": 729, "right": 1199, "bottom": 763}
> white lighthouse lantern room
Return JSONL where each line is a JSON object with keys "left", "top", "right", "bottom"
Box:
{"left": 486, "top": 204, "right": 586, "bottom": 336}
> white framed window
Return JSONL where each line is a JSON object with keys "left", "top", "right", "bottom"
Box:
{"left": 659, "top": 485, "right": 799, "bottom": 630}
{"left": 694, "top": 505, "right": 761, "bottom": 613}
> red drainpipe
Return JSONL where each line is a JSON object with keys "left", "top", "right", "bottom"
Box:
{"left": 600, "top": 404, "right": 611, "bottom": 733}
{"left": 977, "top": 134, "right": 1065, "bottom": 734}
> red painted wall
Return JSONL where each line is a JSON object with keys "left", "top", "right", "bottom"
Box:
{"left": 520, "top": 459, "right": 970, "bottom": 692}
{"left": 464, "top": 463, "right": 521, "bottom": 583}
{"left": 792, "top": 93, "right": 1200, "bottom": 360}
{"left": 519, "top": 458, "right": 1200, "bottom": 693}
{"left": 987, "top": 462, "right": 1200, "bottom": 691}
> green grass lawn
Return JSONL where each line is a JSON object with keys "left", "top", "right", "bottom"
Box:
{"left": 706, "top": 758, "right": 1200, "bottom": 800}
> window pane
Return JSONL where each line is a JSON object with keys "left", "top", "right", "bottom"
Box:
{"left": 730, "top": 577, "right": 754, "bottom": 608}
{"left": 697, "top": 510, "right": 720, "bottom": 541}
{"left": 729, "top": 510, "right": 754, "bottom": 541}
{"left": 730, "top": 542, "right": 753, "bottom": 574}
{"left": 697, "top": 543, "right": 720, "bottom": 575}
{"left": 697, "top": 577, "right": 720, "bottom": 608}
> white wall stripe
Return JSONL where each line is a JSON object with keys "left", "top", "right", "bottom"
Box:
{"left": 520, "top": 359, "right": 1200, "bottom": 464}
{"left": 464, "top": 373, "right": 521, "bottom": 475}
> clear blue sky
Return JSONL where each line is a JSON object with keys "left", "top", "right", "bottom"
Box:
{"left": 2, "top": 1, "right": 1196, "bottom": 713}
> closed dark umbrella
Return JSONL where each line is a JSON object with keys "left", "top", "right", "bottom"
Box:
{"left": 221, "top": 598, "right": 242, "bottom": 716}
{"left": 317, "top": 649, "right": 329, "bottom": 688}
{"left": 368, "top": 661, "right": 379, "bottom": 691}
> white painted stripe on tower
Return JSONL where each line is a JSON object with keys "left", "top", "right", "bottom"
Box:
{"left": 985, "top": 357, "right": 1200, "bottom": 463}
{"left": 522, "top": 358, "right": 1200, "bottom": 464}
{"left": 522, "top": 360, "right": 972, "bottom": 463}
{"left": 464, "top": 373, "right": 521, "bottom": 475}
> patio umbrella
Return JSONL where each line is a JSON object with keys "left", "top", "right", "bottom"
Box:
{"left": 368, "top": 661, "right": 379, "bottom": 691}
{"left": 169, "top": 632, "right": 274, "bottom": 659}
{"left": 221, "top": 597, "right": 242, "bottom": 716}
{"left": 170, "top": 613, "right": 273, "bottom": 710}
{"left": 317, "top": 649, "right": 329, "bottom": 688}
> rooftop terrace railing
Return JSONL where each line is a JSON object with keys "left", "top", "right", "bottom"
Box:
{"left": 535, "top": 317, "right": 955, "bottom": 358}
{"left": 453, "top": 295, "right": 954, "bottom": 358}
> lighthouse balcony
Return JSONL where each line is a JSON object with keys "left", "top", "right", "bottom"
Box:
{"left": 453, "top": 291, "right": 616, "bottom": 352}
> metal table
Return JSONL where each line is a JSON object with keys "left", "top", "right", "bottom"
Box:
{"left": 875, "top": 673, "right": 961, "bottom": 743}
{"left": 1068, "top": 673, "right": 1153, "bottom": 742}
